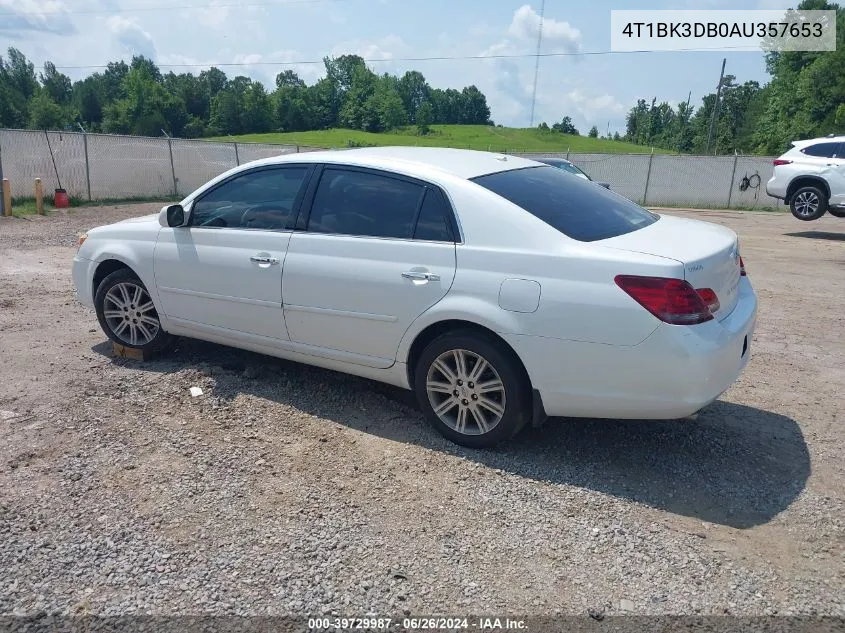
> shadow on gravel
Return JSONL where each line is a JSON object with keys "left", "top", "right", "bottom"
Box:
{"left": 784, "top": 230, "right": 845, "bottom": 241}
{"left": 93, "top": 338, "right": 810, "bottom": 531}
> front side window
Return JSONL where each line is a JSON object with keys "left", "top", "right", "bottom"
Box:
{"left": 472, "top": 166, "right": 658, "bottom": 242}
{"left": 190, "top": 166, "right": 310, "bottom": 230}
{"left": 307, "top": 168, "right": 424, "bottom": 239}
{"left": 800, "top": 142, "right": 840, "bottom": 158}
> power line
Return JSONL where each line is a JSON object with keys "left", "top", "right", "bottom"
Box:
{"left": 0, "top": 0, "right": 353, "bottom": 17}
{"left": 52, "top": 46, "right": 762, "bottom": 71}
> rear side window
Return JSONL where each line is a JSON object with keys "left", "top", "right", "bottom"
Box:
{"left": 800, "top": 142, "right": 840, "bottom": 158}
{"left": 307, "top": 168, "right": 424, "bottom": 239}
{"left": 414, "top": 189, "right": 454, "bottom": 241}
{"left": 472, "top": 166, "right": 657, "bottom": 242}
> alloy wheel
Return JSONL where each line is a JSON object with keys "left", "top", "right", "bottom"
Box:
{"left": 425, "top": 348, "right": 507, "bottom": 435}
{"left": 103, "top": 282, "right": 160, "bottom": 346}
{"left": 794, "top": 190, "right": 820, "bottom": 217}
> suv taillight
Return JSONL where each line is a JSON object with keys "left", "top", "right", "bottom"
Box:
{"left": 614, "top": 275, "right": 715, "bottom": 325}
{"left": 773, "top": 159, "right": 792, "bottom": 166}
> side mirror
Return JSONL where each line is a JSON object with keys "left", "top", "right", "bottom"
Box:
{"left": 158, "top": 204, "right": 185, "bottom": 227}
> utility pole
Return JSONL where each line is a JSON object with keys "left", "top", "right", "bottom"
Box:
{"left": 529, "top": 0, "right": 546, "bottom": 127}
{"left": 706, "top": 58, "right": 726, "bottom": 155}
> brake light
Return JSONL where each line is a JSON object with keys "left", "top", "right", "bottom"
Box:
{"left": 739, "top": 256, "right": 746, "bottom": 276}
{"left": 773, "top": 159, "right": 792, "bottom": 166}
{"left": 614, "top": 275, "right": 715, "bottom": 325}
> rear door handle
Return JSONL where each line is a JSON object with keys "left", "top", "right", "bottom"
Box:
{"left": 402, "top": 271, "right": 440, "bottom": 282}
{"left": 250, "top": 255, "right": 279, "bottom": 265}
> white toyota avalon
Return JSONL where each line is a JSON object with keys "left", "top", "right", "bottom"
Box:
{"left": 72, "top": 147, "right": 757, "bottom": 448}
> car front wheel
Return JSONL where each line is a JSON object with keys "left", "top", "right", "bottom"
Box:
{"left": 790, "top": 186, "right": 828, "bottom": 221}
{"left": 94, "top": 268, "right": 173, "bottom": 353}
{"left": 414, "top": 330, "right": 530, "bottom": 448}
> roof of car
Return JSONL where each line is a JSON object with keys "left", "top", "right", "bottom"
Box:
{"left": 792, "top": 135, "right": 845, "bottom": 146}
{"left": 252, "top": 146, "right": 543, "bottom": 180}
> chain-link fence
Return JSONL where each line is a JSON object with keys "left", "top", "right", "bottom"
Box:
{"left": 0, "top": 128, "right": 780, "bottom": 210}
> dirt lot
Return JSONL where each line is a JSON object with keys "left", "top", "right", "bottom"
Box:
{"left": 0, "top": 203, "right": 843, "bottom": 618}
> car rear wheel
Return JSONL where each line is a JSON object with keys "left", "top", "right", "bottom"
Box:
{"left": 789, "top": 186, "right": 828, "bottom": 221}
{"left": 828, "top": 209, "right": 845, "bottom": 218}
{"left": 94, "top": 268, "right": 173, "bottom": 354}
{"left": 414, "top": 330, "right": 530, "bottom": 448}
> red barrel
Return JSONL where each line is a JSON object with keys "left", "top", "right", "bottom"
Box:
{"left": 54, "top": 188, "right": 69, "bottom": 208}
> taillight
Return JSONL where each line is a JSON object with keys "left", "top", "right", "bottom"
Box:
{"left": 739, "top": 256, "right": 746, "bottom": 276}
{"left": 773, "top": 159, "right": 792, "bottom": 166}
{"left": 695, "top": 288, "right": 720, "bottom": 314}
{"left": 614, "top": 275, "right": 715, "bottom": 325}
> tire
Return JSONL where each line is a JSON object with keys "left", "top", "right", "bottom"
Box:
{"left": 413, "top": 330, "right": 531, "bottom": 449}
{"left": 94, "top": 268, "right": 173, "bottom": 354}
{"left": 828, "top": 209, "right": 845, "bottom": 218}
{"left": 789, "top": 185, "right": 828, "bottom": 221}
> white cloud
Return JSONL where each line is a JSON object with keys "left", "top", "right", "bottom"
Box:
{"left": 565, "top": 89, "right": 627, "bottom": 125}
{"left": 330, "top": 35, "right": 407, "bottom": 62}
{"left": 106, "top": 16, "right": 156, "bottom": 59}
{"left": 0, "top": 0, "right": 75, "bottom": 35}
{"left": 508, "top": 4, "right": 581, "bottom": 53}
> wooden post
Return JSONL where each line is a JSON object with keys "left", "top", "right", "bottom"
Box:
{"left": 34, "top": 178, "right": 44, "bottom": 215}
{"left": 2, "top": 179, "right": 11, "bottom": 216}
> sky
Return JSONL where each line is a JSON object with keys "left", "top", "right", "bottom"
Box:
{"left": 0, "top": 0, "right": 800, "bottom": 134}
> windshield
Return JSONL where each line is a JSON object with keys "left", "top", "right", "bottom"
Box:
{"left": 472, "top": 166, "right": 658, "bottom": 242}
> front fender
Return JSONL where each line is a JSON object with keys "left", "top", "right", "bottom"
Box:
{"left": 85, "top": 238, "right": 169, "bottom": 330}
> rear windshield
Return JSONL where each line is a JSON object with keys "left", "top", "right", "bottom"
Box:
{"left": 472, "top": 166, "right": 658, "bottom": 242}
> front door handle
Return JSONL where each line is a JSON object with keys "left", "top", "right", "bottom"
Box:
{"left": 402, "top": 271, "right": 440, "bottom": 282}
{"left": 250, "top": 255, "right": 279, "bottom": 265}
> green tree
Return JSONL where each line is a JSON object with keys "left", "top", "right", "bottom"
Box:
{"left": 552, "top": 116, "right": 578, "bottom": 135}
{"left": 397, "top": 70, "right": 430, "bottom": 123}
{"left": 28, "top": 91, "right": 65, "bottom": 129}
{"left": 240, "top": 82, "right": 273, "bottom": 133}
{"left": 40, "top": 62, "right": 72, "bottom": 105}
{"left": 588, "top": 125, "right": 598, "bottom": 138}
{"left": 459, "top": 85, "right": 490, "bottom": 124}
{"left": 275, "top": 70, "right": 305, "bottom": 89}
{"left": 339, "top": 64, "right": 378, "bottom": 130}
{"left": 72, "top": 77, "right": 104, "bottom": 127}
{"left": 416, "top": 101, "right": 434, "bottom": 135}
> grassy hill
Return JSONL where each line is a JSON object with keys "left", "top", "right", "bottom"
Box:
{"left": 212, "top": 125, "right": 664, "bottom": 154}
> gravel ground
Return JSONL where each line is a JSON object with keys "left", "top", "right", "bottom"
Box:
{"left": 0, "top": 204, "right": 843, "bottom": 618}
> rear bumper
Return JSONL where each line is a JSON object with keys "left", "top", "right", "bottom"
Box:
{"left": 766, "top": 176, "right": 786, "bottom": 200}
{"left": 504, "top": 278, "right": 758, "bottom": 420}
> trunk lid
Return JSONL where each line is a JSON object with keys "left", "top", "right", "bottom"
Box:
{"left": 598, "top": 214, "right": 742, "bottom": 320}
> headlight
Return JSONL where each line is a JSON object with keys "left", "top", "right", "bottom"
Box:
{"left": 77, "top": 233, "right": 88, "bottom": 249}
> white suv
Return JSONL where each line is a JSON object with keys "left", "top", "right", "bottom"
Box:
{"left": 766, "top": 135, "right": 845, "bottom": 221}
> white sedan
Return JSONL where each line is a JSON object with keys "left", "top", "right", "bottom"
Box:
{"left": 72, "top": 147, "right": 757, "bottom": 448}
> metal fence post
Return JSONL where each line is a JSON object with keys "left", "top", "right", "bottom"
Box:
{"left": 233, "top": 142, "right": 240, "bottom": 166}
{"left": 566, "top": 147, "right": 570, "bottom": 160}
{"left": 726, "top": 153, "right": 739, "bottom": 209}
{"left": 0, "top": 132, "right": 5, "bottom": 216}
{"left": 643, "top": 150, "right": 655, "bottom": 207}
{"left": 167, "top": 137, "right": 177, "bottom": 197}
{"left": 82, "top": 132, "right": 92, "bottom": 201}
